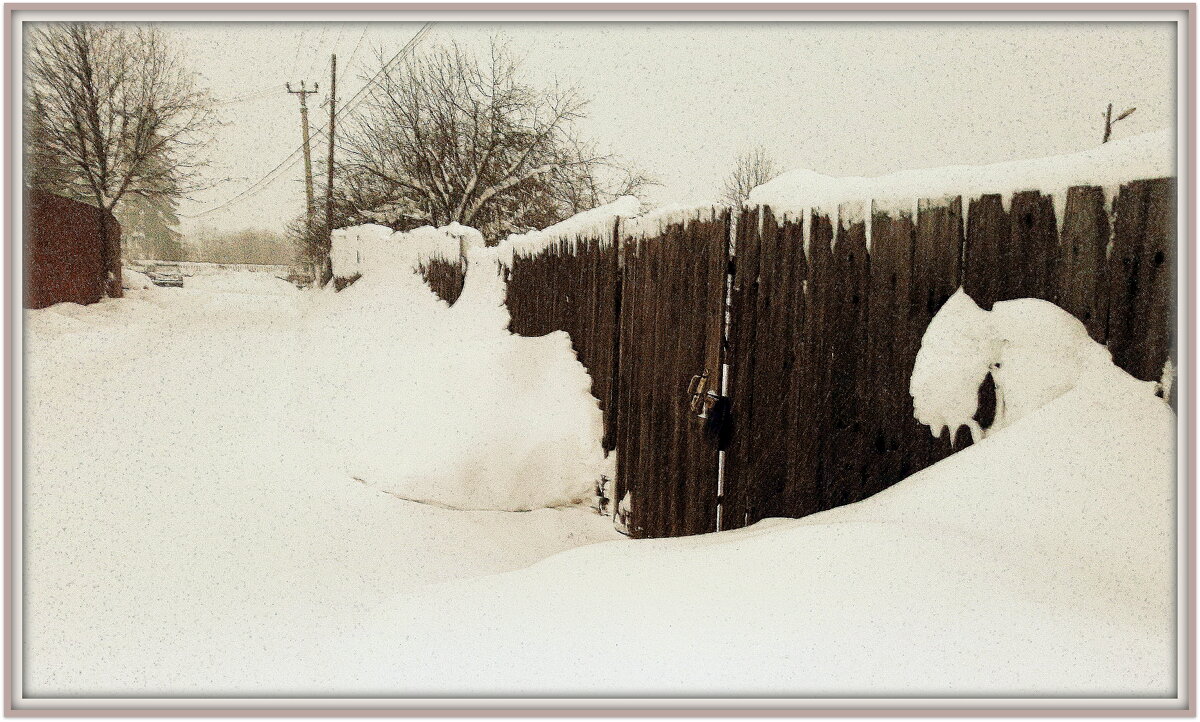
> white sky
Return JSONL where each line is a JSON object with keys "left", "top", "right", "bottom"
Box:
{"left": 158, "top": 20, "right": 1177, "bottom": 235}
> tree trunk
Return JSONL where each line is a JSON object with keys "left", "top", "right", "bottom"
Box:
{"left": 98, "top": 206, "right": 123, "bottom": 298}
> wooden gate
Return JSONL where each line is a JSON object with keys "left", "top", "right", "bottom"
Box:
{"left": 612, "top": 211, "right": 730, "bottom": 538}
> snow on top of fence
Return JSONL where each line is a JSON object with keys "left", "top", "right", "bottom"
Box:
{"left": 497, "top": 195, "right": 642, "bottom": 265}
{"left": 620, "top": 203, "right": 724, "bottom": 240}
{"left": 749, "top": 128, "right": 1175, "bottom": 223}
{"left": 331, "top": 223, "right": 485, "bottom": 280}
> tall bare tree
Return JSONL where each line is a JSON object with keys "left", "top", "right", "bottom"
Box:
{"left": 24, "top": 22, "right": 213, "bottom": 296}
{"left": 339, "top": 39, "right": 651, "bottom": 240}
{"left": 721, "top": 145, "right": 780, "bottom": 207}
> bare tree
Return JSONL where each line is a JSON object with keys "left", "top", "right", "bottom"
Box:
{"left": 24, "top": 22, "right": 214, "bottom": 296}
{"left": 721, "top": 146, "right": 780, "bottom": 207}
{"left": 339, "top": 39, "right": 652, "bottom": 240}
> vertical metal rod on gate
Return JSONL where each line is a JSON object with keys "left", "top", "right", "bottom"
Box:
{"left": 715, "top": 208, "right": 737, "bottom": 531}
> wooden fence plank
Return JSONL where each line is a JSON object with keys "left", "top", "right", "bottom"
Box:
{"left": 1058, "top": 186, "right": 1111, "bottom": 343}
{"left": 862, "top": 201, "right": 918, "bottom": 497}
{"left": 722, "top": 209, "right": 763, "bottom": 530}
{"left": 1008, "top": 190, "right": 1061, "bottom": 304}
{"left": 1107, "top": 178, "right": 1177, "bottom": 403}
{"left": 821, "top": 203, "right": 871, "bottom": 509}
{"left": 912, "top": 196, "right": 964, "bottom": 458}
{"left": 962, "top": 194, "right": 1008, "bottom": 309}
{"left": 803, "top": 210, "right": 838, "bottom": 512}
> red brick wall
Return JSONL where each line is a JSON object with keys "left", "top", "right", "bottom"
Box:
{"left": 24, "top": 189, "right": 121, "bottom": 309}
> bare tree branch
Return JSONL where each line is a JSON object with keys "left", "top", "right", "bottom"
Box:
{"left": 721, "top": 145, "right": 780, "bottom": 208}
{"left": 336, "top": 37, "right": 652, "bottom": 241}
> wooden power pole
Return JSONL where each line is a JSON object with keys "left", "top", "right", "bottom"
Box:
{"left": 323, "top": 54, "right": 337, "bottom": 286}
{"left": 286, "top": 80, "right": 319, "bottom": 239}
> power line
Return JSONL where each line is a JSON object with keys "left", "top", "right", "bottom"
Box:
{"left": 304, "top": 24, "right": 334, "bottom": 78}
{"left": 183, "top": 23, "right": 432, "bottom": 220}
{"left": 213, "top": 87, "right": 278, "bottom": 106}
{"left": 319, "top": 24, "right": 432, "bottom": 131}
{"left": 344, "top": 26, "right": 370, "bottom": 78}
{"left": 291, "top": 27, "right": 309, "bottom": 69}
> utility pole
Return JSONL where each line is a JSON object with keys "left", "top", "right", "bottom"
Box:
{"left": 287, "top": 79, "right": 319, "bottom": 274}
{"left": 323, "top": 54, "right": 337, "bottom": 287}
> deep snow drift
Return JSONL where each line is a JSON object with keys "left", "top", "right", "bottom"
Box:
{"left": 319, "top": 294, "right": 1175, "bottom": 697}
{"left": 320, "top": 223, "right": 606, "bottom": 511}
{"left": 330, "top": 222, "right": 484, "bottom": 280}
{"left": 23, "top": 261, "right": 620, "bottom": 696}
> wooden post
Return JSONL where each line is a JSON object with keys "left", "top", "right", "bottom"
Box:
{"left": 286, "top": 80, "right": 319, "bottom": 237}
{"left": 324, "top": 54, "right": 337, "bottom": 286}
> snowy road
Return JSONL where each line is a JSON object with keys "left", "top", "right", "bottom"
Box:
{"left": 22, "top": 276, "right": 621, "bottom": 696}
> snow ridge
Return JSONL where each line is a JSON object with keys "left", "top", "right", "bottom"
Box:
{"left": 749, "top": 129, "right": 1174, "bottom": 224}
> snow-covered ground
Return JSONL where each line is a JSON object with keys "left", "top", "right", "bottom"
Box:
{"left": 318, "top": 295, "right": 1176, "bottom": 697}
{"left": 21, "top": 226, "right": 1176, "bottom": 699}
{"left": 23, "top": 264, "right": 620, "bottom": 696}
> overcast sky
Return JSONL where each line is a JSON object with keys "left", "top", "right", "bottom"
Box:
{"left": 158, "top": 20, "right": 1177, "bottom": 235}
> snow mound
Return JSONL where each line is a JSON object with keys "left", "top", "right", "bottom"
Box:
{"left": 325, "top": 299, "right": 1175, "bottom": 697}
{"left": 331, "top": 223, "right": 484, "bottom": 281}
{"left": 121, "top": 268, "right": 154, "bottom": 291}
{"left": 749, "top": 128, "right": 1175, "bottom": 219}
{"left": 22, "top": 270, "right": 622, "bottom": 696}
{"left": 310, "top": 223, "right": 604, "bottom": 511}
{"left": 911, "top": 289, "right": 1140, "bottom": 442}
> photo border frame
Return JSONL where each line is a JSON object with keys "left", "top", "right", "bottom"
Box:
{"left": 3, "top": 2, "right": 1194, "bottom": 715}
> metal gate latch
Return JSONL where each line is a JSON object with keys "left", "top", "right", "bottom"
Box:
{"left": 687, "top": 370, "right": 721, "bottom": 418}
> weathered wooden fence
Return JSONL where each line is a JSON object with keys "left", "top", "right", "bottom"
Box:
{"left": 504, "top": 230, "right": 624, "bottom": 450}
{"left": 417, "top": 258, "right": 468, "bottom": 305}
{"left": 496, "top": 178, "right": 1176, "bottom": 538}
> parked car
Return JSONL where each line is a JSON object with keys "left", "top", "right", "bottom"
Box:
{"left": 147, "top": 262, "right": 185, "bottom": 288}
